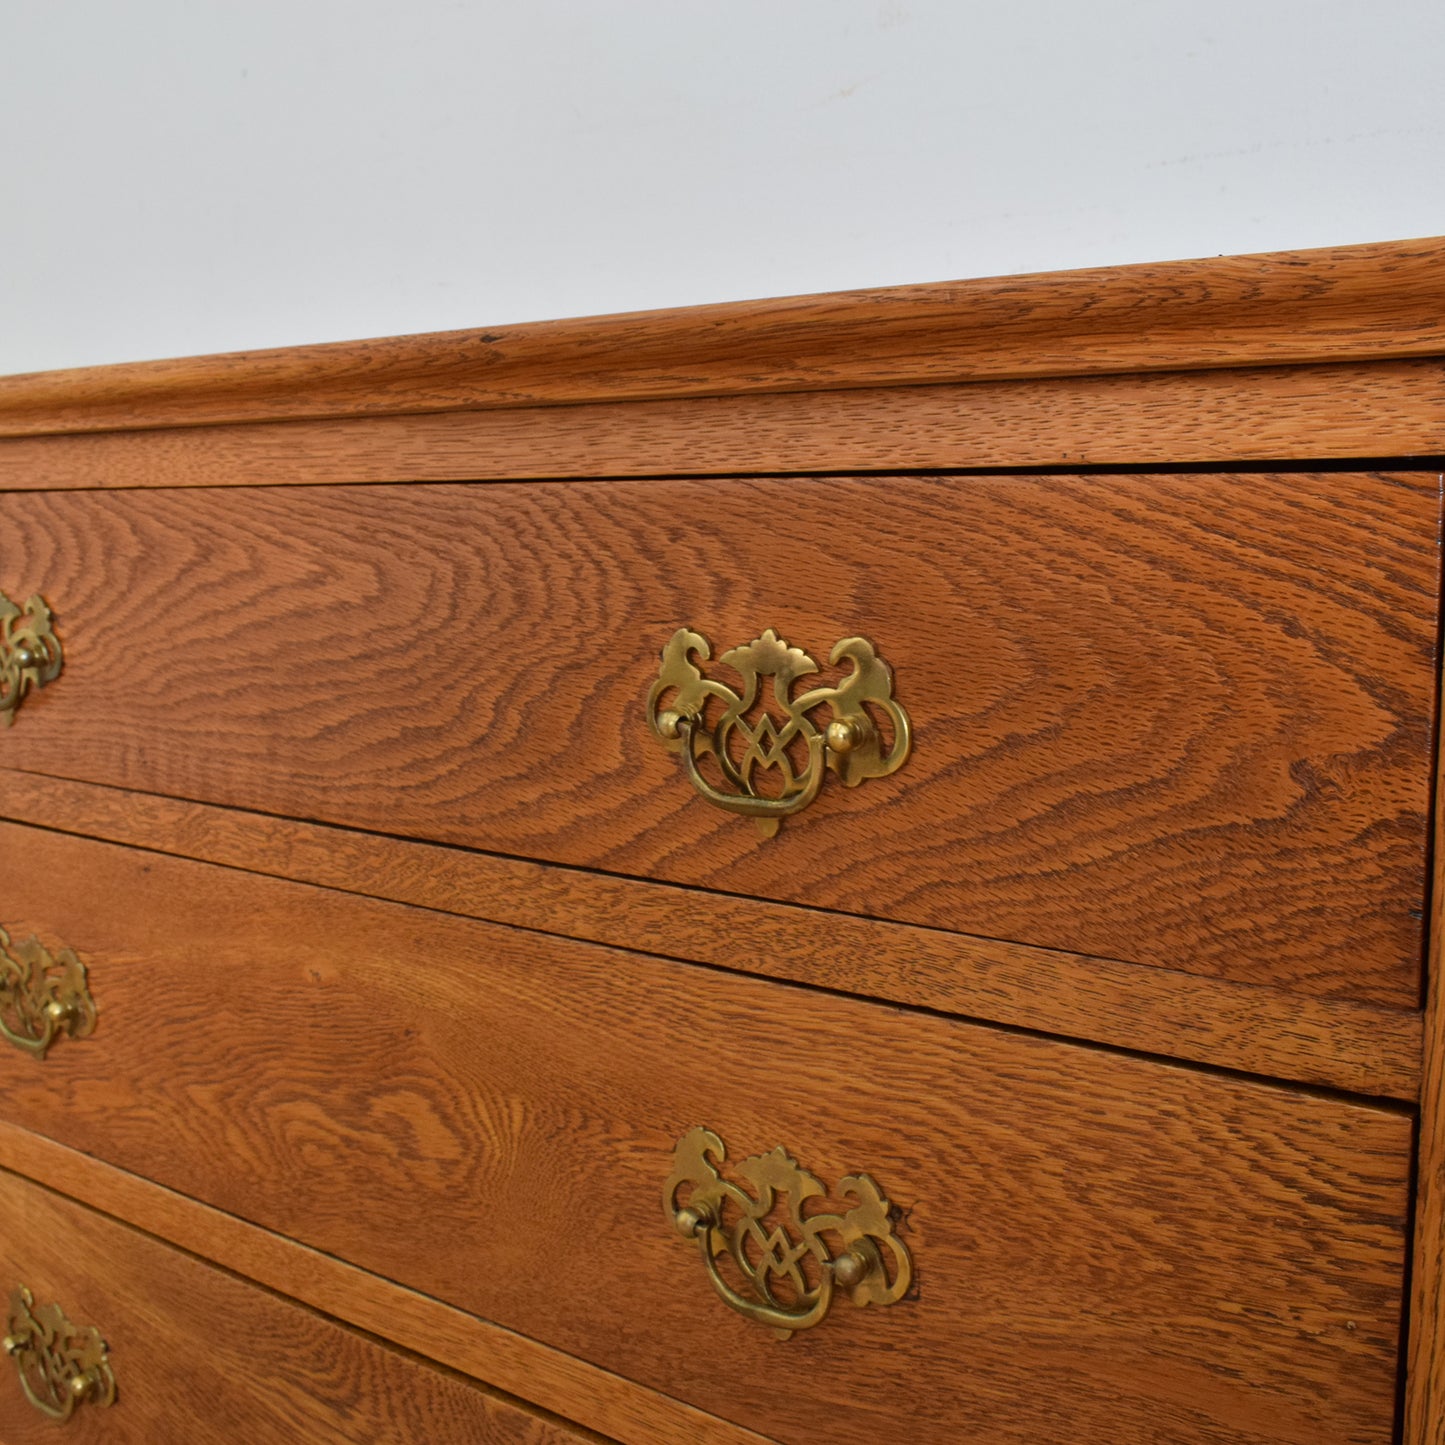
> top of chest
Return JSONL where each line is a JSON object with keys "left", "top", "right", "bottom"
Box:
{"left": 0, "top": 233, "right": 1442, "bottom": 466}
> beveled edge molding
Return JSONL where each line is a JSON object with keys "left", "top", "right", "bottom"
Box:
{"left": 0, "top": 772, "right": 1420, "bottom": 1100}
{"left": 0, "top": 362, "right": 1440, "bottom": 493}
{"left": 2, "top": 237, "right": 1444, "bottom": 437}
{"left": 0, "top": 1126, "right": 770, "bottom": 1445}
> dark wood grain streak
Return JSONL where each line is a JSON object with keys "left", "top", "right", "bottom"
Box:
{"left": 0, "top": 359, "right": 1442, "bottom": 492}
{"left": 0, "top": 826, "right": 1413, "bottom": 1444}
{"left": 2, "top": 238, "right": 1444, "bottom": 437}
{"left": 0, "top": 1168, "right": 603, "bottom": 1444}
{"left": 0, "top": 1123, "right": 769, "bottom": 1445}
{"left": 0, "top": 472, "right": 1434, "bottom": 1004}
{"left": 0, "top": 773, "right": 1419, "bottom": 1098}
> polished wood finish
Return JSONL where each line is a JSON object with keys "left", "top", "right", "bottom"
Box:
{"left": 0, "top": 470, "right": 1435, "bottom": 1005}
{"left": 0, "top": 240, "right": 1439, "bottom": 1442}
{"left": 2, "top": 237, "right": 1444, "bottom": 437}
{"left": 0, "top": 359, "right": 1442, "bottom": 492}
{"left": 0, "top": 1120, "right": 768, "bottom": 1445}
{"left": 0, "top": 825, "right": 1413, "bottom": 1444}
{"left": 1405, "top": 648, "right": 1445, "bottom": 1444}
{"left": 0, "top": 1167, "right": 599, "bottom": 1444}
{"left": 0, "top": 772, "right": 1417, "bottom": 1097}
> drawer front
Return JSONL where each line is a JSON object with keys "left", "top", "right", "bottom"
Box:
{"left": 0, "top": 823, "right": 1412, "bottom": 1444}
{"left": 0, "top": 472, "right": 1435, "bottom": 1007}
{"left": 0, "top": 1167, "right": 596, "bottom": 1444}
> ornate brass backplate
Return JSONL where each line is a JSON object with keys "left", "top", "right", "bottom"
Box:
{"left": 664, "top": 1126, "right": 913, "bottom": 1339}
{"left": 0, "top": 592, "right": 62, "bottom": 728}
{"left": 4, "top": 1287, "right": 116, "bottom": 1422}
{"left": 0, "top": 927, "right": 97, "bottom": 1059}
{"left": 646, "top": 628, "right": 911, "bottom": 837}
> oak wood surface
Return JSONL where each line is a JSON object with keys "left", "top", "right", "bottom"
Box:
{"left": 0, "top": 1122, "right": 769, "bottom": 1445}
{"left": 1405, "top": 640, "right": 1445, "bottom": 1444}
{"left": 0, "top": 825, "right": 1413, "bottom": 1444}
{"left": 1, "top": 238, "right": 1443, "bottom": 437}
{"left": 0, "top": 772, "right": 1419, "bottom": 1098}
{"left": 0, "top": 471, "right": 1436, "bottom": 1004}
{"left": 0, "top": 1168, "right": 602, "bottom": 1444}
{"left": 0, "top": 359, "right": 1442, "bottom": 493}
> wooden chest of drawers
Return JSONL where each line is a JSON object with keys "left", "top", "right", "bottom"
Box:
{"left": 0, "top": 238, "right": 1441, "bottom": 1442}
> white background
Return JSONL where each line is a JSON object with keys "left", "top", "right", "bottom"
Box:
{"left": 3, "top": 0, "right": 1443, "bottom": 377}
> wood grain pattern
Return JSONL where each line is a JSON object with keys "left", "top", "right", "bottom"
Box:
{"left": 0, "top": 1122, "right": 769, "bottom": 1445}
{"left": 1, "top": 237, "right": 1444, "bottom": 437}
{"left": 0, "top": 825, "right": 1413, "bottom": 1444}
{"left": 0, "top": 1168, "right": 601, "bottom": 1444}
{"left": 1405, "top": 636, "right": 1445, "bottom": 1444}
{"left": 0, "top": 358, "right": 1442, "bottom": 492}
{"left": 0, "top": 772, "right": 1419, "bottom": 1098}
{"left": 0, "top": 472, "right": 1435, "bottom": 1004}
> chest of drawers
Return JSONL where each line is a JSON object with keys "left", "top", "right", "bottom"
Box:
{"left": 0, "top": 237, "right": 1441, "bottom": 1443}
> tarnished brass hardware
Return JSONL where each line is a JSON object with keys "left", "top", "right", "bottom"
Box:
{"left": 4, "top": 1288, "right": 116, "bottom": 1422}
{"left": 0, "top": 927, "right": 97, "bottom": 1059}
{"left": 646, "top": 628, "right": 911, "bottom": 837}
{"left": 664, "top": 1126, "right": 913, "bottom": 1339}
{"left": 0, "top": 592, "right": 62, "bottom": 728}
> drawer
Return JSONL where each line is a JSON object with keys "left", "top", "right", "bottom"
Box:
{"left": 0, "top": 1166, "right": 597, "bottom": 1444}
{"left": 0, "top": 823, "right": 1413, "bottom": 1444}
{"left": 0, "top": 472, "right": 1435, "bottom": 1007}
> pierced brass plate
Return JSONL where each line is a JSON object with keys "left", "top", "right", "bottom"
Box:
{"left": 647, "top": 628, "right": 911, "bottom": 836}
{"left": 664, "top": 1126, "right": 913, "bottom": 1339}
{"left": 4, "top": 1287, "right": 116, "bottom": 1422}
{"left": 0, "top": 927, "right": 97, "bottom": 1059}
{"left": 0, "top": 591, "right": 62, "bottom": 728}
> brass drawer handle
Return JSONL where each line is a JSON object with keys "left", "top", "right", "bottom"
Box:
{"left": 664, "top": 1126, "right": 913, "bottom": 1339}
{"left": 0, "top": 591, "right": 62, "bottom": 727}
{"left": 0, "top": 928, "right": 97, "bottom": 1059}
{"left": 647, "top": 628, "right": 911, "bottom": 837}
{"left": 4, "top": 1287, "right": 116, "bottom": 1422}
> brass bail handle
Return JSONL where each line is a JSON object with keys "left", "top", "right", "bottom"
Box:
{"left": 664, "top": 1127, "right": 913, "bottom": 1340}
{"left": 4, "top": 1288, "right": 116, "bottom": 1422}
{"left": 647, "top": 628, "right": 911, "bottom": 838}
{"left": 672, "top": 1203, "right": 874, "bottom": 1335}
{"left": 0, "top": 928, "right": 98, "bottom": 1060}
{"left": 0, "top": 591, "right": 63, "bottom": 728}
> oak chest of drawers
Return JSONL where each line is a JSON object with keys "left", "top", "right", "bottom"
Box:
{"left": 0, "top": 238, "right": 1442, "bottom": 1443}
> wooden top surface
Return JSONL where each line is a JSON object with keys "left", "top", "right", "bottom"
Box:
{"left": 2, "top": 236, "right": 1444, "bottom": 437}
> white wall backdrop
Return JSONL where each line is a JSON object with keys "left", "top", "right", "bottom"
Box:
{"left": 3, "top": 0, "right": 1444, "bottom": 376}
